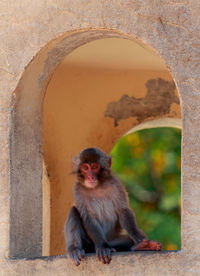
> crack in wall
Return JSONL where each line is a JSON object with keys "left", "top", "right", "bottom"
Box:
{"left": 104, "top": 78, "right": 179, "bottom": 126}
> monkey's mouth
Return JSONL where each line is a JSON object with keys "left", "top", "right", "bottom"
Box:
{"left": 84, "top": 180, "right": 98, "bottom": 189}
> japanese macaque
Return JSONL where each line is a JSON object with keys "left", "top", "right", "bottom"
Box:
{"left": 65, "top": 148, "right": 161, "bottom": 266}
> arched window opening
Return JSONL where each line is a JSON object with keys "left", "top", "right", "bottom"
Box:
{"left": 10, "top": 30, "right": 181, "bottom": 259}
{"left": 111, "top": 127, "right": 181, "bottom": 250}
{"left": 43, "top": 38, "right": 181, "bottom": 256}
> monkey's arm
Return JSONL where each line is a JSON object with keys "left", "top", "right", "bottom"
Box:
{"left": 64, "top": 206, "right": 85, "bottom": 266}
{"left": 83, "top": 216, "right": 116, "bottom": 264}
{"left": 118, "top": 208, "right": 147, "bottom": 244}
{"left": 118, "top": 208, "right": 162, "bottom": 251}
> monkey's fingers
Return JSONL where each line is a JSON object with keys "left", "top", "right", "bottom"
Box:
{"left": 102, "top": 248, "right": 110, "bottom": 264}
{"left": 69, "top": 249, "right": 84, "bottom": 266}
{"left": 96, "top": 248, "right": 105, "bottom": 264}
{"left": 105, "top": 249, "right": 111, "bottom": 263}
{"left": 72, "top": 252, "right": 81, "bottom": 266}
{"left": 96, "top": 248, "right": 113, "bottom": 264}
{"left": 69, "top": 252, "right": 80, "bottom": 266}
{"left": 97, "top": 248, "right": 116, "bottom": 264}
{"left": 100, "top": 249, "right": 107, "bottom": 264}
{"left": 76, "top": 249, "right": 83, "bottom": 261}
{"left": 106, "top": 248, "right": 116, "bottom": 262}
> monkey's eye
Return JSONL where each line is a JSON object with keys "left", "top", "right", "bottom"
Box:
{"left": 91, "top": 163, "right": 100, "bottom": 170}
{"left": 80, "top": 163, "right": 89, "bottom": 171}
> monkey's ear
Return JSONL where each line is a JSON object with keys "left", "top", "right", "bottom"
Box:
{"left": 108, "top": 156, "right": 112, "bottom": 168}
{"left": 71, "top": 155, "right": 80, "bottom": 171}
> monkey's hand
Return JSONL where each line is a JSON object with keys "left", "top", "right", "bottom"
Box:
{"left": 96, "top": 245, "right": 116, "bottom": 264}
{"left": 132, "top": 239, "right": 162, "bottom": 251}
{"left": 68, "top": 247, "right": 85, "bottom": 266}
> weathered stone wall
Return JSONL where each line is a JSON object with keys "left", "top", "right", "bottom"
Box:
{"left": 0, "top": 0, "right": 200, "bottom": 275}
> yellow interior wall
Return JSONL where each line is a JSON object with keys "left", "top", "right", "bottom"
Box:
{"left": 43, "top": 62, "right": 180, "bottom": 255}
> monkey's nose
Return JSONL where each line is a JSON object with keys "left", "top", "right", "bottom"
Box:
{"left": 90, "top": 175, "right": 96, "bottom": 181}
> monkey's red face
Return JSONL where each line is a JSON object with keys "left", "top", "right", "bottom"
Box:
{"left": 80, "top": 163, "right": 100, "bottom": 188}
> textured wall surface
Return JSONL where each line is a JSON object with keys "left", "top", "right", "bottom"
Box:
{"left": 0, "top": 0, "right": 200, "bottom": 275}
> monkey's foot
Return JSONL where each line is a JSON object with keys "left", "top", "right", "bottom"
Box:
{"left": 133, "top": 239, "right": 162, "bottom": 251}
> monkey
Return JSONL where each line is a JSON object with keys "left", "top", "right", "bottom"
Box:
{"left": 64, "top": 147, "right": 161, "bottom": 266}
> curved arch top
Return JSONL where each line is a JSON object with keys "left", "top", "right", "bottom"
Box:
{"left": 125, "top": 118, "right": 182, "bottom": 136}
{"left": 10, "top": 28, "right": 181, "bottom": 258}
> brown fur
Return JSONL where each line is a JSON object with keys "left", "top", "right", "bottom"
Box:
{"left": 65, "top": 148, "right": 148, "bottom": 266}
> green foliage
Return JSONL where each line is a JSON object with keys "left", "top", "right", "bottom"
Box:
{"left": 111, "top": 127, "right": 181, "bottom": 250}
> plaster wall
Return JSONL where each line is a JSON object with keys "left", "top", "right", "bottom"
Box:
{"left": 0, "top": 0, "right": 200, "bottom": 275}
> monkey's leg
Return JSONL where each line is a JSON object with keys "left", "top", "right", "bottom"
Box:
{"left": 65, "top": 206, "right": 93, "bottom": 265}
{"left": 108, "top": 235, "right": 134, "bottom": 252}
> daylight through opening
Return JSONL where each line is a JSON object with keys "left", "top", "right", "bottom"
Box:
{"left": 111, "top": 127, "right": 181, "bottom": 250}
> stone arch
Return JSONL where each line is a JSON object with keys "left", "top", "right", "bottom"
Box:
{"left": 43, "top": 42, "right": 181, "bottom": 255}
{"left": 10, "top": 29, "right": 181, "bottom": 258}
{"left": 125, "top": 118, "right": 182, "bottom": 135}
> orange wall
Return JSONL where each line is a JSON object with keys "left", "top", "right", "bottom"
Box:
{"left": 43, "top": 63, "right": 180, "bottom": 255}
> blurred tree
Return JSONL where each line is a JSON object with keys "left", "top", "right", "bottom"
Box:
{"left": 111, "top": 127, "right": 181, "bottom": 250}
